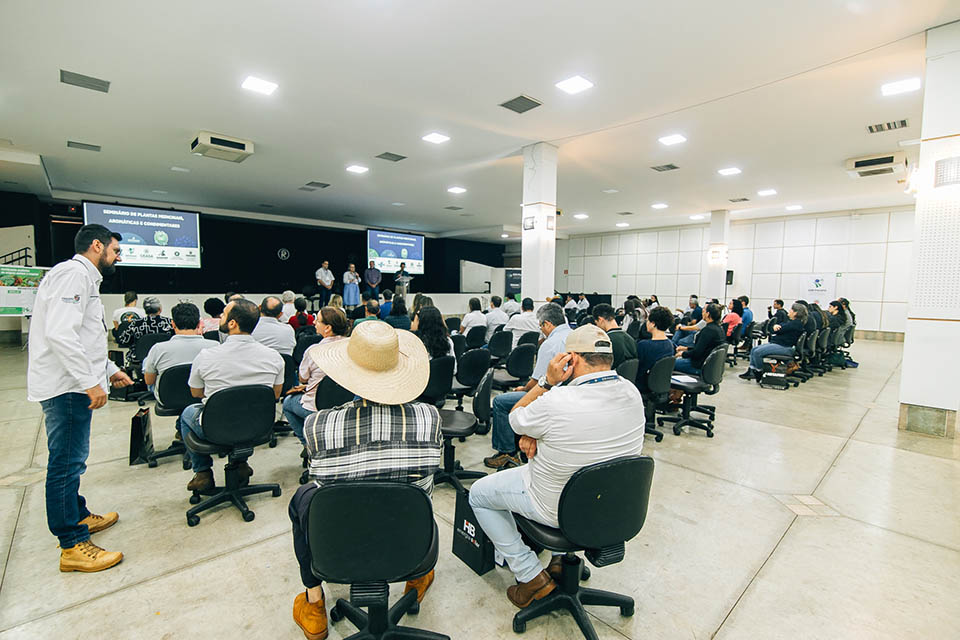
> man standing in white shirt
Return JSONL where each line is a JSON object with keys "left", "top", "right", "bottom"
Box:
{"left": 485, "top": 296, "right": 509, "bottom": 343}
{"left": 458, "top": 297, "right": 487, "bottom": 337}
{"left": 504, "top": 297, "right": 541, "bottom": 347}
{"left": 252, "top": 296, "right": 296, "bottom": 356}
{"left": 27, "top": 224, "right": 133, "bottom": 573}
{"left": 470, "top": 324, "right": 644, "bottom": 608}
{"left": 315, "top": 260, "right": 334, "bottom": 307}
{"left": 501, "top": 295, "right": 520, "bottom": 316}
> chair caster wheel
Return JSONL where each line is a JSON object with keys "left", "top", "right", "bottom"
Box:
{"left": 138, "top": 400, "right": 146, "bottom": 407}
{"left": 459, "top": 436, "right": 466, "bottom": 442}
{"left": 409, "top": 600, "right": 420, "bottom": 615}
{"left": 329, "top": 605, "right": 343, "bottom": 623}
{"left": 147, "top": 459, "right": 158, "bottom": 468}
{"left": 513, "top": 619, "right": 526, "bottom": 633}
{"left": 657, "top": 419, "right": 664, "bottom": 426}
{"left": 182, "top": 458, "right": 191, "bottom": 471}
{"left": 242, "top": 510, "right": 255, "bottom": 522}
{"left": 189, "top": 494, "right": 201, "bottom": 505}
{"left": 673, "top": 426, "right": 682, "bottom": 436}
{"left": 187, "top": 515, "right": 200, "bottom": 527}
{"left": 269, "top": 438, "right": 278, "bottom": 448}
{"left": 272, "top": 487, "right": 282, "bottom": 497}
{"left": 454, "top": 461, "right": 463, "bottom": 470}
{"left": 300, "top": 471, "right": 309, "bottom": 485}
{"left": 655, "top": 433, "right": 663, "bottom": 443}
{"left": 707, "top": 430, "right": 714, "bottom": 438}
{"left": 620, "top": 603, "right": 634, "bottom": 617}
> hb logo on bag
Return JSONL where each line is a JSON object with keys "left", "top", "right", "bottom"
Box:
{"left": 463, "top": 519, "right": 476, "bottom": 537}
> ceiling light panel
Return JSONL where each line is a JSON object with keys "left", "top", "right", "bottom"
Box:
{"left": 241, "top": 76, "right": 278, "bottom": 95}
{"left": 499, "top": 95, "right": 542, "bottom": 114}
{"left": 447, "top": 186, "right": 466, "bottom": 194}
{"left": 500, "top": 233, "right": 509, "bottom": 238}
{"left": 757, "top": 189, "right": 777, "bottom": 197}
{"left": 346, "top": 165, "right": 369, "bottom": 174}
{"left": 555, "top": 75, "right": 594, "bottom": 94}
{"left": 658, "top": 134, "right": 686, "bottom": 146}
{"left": 786, "top": 205, "right": 803, "bottom": 211}
{"left": 718, "top": 167, "right": 742, "bottom": 176}
{"left": 421, "top": 133, "right": 449, "bottom": 144}
{"left": 689, "top": 215, "right": 705, "bottom": 220}
{"left": 60, "top": 69, "right": 110, "bottom": 93}
{"left": 615, "top": 222, "right": 630, "bottom": 228}
{"left": 391, "top": 202, "right": 405, "bottom": 206}
{"left": 573, "top": 213, "right": 589, "bottom": 219}
{"left": 602, "top": 188, "right": 619, "bottom": 194}
{"left": 881, "top": 77, "right": 921, "bottom": 96}
{"left": 170, "top": 166, "right": 190, "bottom": 172}
{"left": 651, "top": 203, "right": 668, "bottom": 209}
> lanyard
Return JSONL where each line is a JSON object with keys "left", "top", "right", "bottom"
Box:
{"left": 576, "top": 374, "right": 619, "bottom": 386}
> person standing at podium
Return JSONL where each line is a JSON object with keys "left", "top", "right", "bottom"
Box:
{"left": 315, "top": 260, "right": 334, "bottom": 307}
{"left": 394, "top": 262, "right": 411, "bottom": 296}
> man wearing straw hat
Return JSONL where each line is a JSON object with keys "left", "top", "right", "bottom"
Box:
{"left": 288, "top": 320, "right": 442, "bottom": 640}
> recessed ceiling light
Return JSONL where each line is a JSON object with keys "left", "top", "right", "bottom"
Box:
{"left": 757, "top": 188, "right": 777, "bottom": 197}
{"left": 391, "top": 202, "right": 405, "bottom": 206}
{"left": 658, "top": 134, "right": 686, "bottom": 146}
{"left": 898, "top": 138, "right": 921, "bottom": 147}
{"left": 651, "top": 203, "right": 668, "bottom": 210}
{"left": 573, "top": 213, "right": 589, "bottom": 220}
{"left": 422, "top": 132, "right": 450, "bottom": 144}
{"left": 881, "top": 77, "right": 921, "bottom": 96}
{"left": 170, "top": 166, "right": 190, "bottom": 172}
{"left": 500, "top": 233, "right": 510, "bottom": 238}
{"left": 602, "top": 188, "right": 619, "bottom": 194}
{"left": 785, "top": 205, "right": 803, "bottom": 211}
{"left": 447, "top": 186, "right": 466, "bottom": 194}
{"left": 241, "top": 76, "right": 278, "bottom": 95}
{"left": 555, "top": 75, "right": 594, "bottom": 94}
{"left": 718, "top": 167, "right": 742, "bottom": 176}
{"left": 615, "top": 222, "right": 630, "bottom": 228}
{"left": 151, "top": 190, "right": 168, "bottom": 194}
{"left": 346, "top": 165, "right": 369, "bottom": 174}
{"left": 689, "top": 214, "right": 705, "bottom": 220}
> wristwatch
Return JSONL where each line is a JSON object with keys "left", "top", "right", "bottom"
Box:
{"left": 538, "top": 375, "right": 553, "bottom": 391}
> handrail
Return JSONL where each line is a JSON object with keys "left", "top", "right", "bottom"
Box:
{"left": 0, "top": 247, "right": 32, "bottom": 266}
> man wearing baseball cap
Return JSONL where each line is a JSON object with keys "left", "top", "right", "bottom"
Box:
{"left": 469, "top": 324, "right": 646, "bottom": 609}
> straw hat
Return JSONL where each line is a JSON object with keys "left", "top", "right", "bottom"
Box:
{"left": 306, "top": 320, "right": 429, "bottom": 405}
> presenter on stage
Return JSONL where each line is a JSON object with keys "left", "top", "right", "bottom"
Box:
{"left": 394, "top": 262, "right": 412, "bottom": 297}
{"left": 342, "top": 263, "right": 361, "bottom": 310}
{"left": 315, "top": 260, "right": 334, "bottom": 307}
{"left": 364, "top": 260, "right": 381, "bottom": 300}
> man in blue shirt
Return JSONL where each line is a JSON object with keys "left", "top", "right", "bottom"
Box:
{"left": 484, "top": 303, "right": 571, "bottom": 469}
{"left": 379, "top": 289, "right": 393, "bottom": 319}
{"left": 687, "top": 295, "right": 702, "bottom": 322}
{"left": 738, "top": 295, "right": 754, "bottom": 326}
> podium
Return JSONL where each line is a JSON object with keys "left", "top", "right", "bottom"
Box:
{"left": 395, "top": 275, "right": 413, "bottom": 298}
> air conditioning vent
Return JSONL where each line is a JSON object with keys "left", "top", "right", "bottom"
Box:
{"left": 729, "top": 197, "right": 750, "bottom": 203}
{"left": 259, "top": 203, "right": 274, "bottom": 208}
{"left": 616, "top": 211, "right": 634, "bottom": 216}
{"left": 651, "top": 164, "right": 679, "bottom": 172}
{"left": 375, "top": 152, "right": 406, "bottom": 162}
{"left": 444, "top": 206, "right": 463, "bottom": 211}
{"left": 67, "top": 141, "right": 101, "bottom": 152}
{"left": 190, "top": 130, "right": 254, "bottom": 163}
{"left": 845, "top": 151, "right": 907, "bottom": 178}
{"left": 60, "top": 70, "right": 110, "bottom": 93}
{"left": 867, "top": 119, "right": 908, "bottom": 134}
{"left": 298, "top": 187, "right": 316, "bottom": 192}
{"left": 934, "top": 157, "right": 960, "bottom": 188}
{"left": 305, "top": 181, "right": 330, "bottom": 189}
{"left": 499, "top": 95, "right": 542, "bottom": 114}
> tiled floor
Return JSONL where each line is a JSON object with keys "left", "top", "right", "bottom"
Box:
{"left": 0, "top": 340, "right": 957, "bottom": 639}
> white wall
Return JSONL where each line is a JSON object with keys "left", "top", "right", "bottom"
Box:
{"left": 561, "top": 206, "right": 914, "bottom": 332}
{"left": 0, "top": 225, "right": 34, "bottom": 263}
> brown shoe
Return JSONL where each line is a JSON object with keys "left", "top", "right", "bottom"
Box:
{"left": 187, "top": 470, "right": 214, "bottom": 492}
{"left": 483, "top": 452, "right": 521, "bottom": 469}
{"left": 293, "top": 590, "right": 328, "bottom": 640}
{"left": 60, "top": 540, "right": 123, "bottom": 573}
{"left": 403, "top": 569, "right": 435, "bottom": 603}
{"left": 547, "top": 556, "right": 564, "bottom": 581}
{"left": 79, "top": 511, "right": 119, "bottom": 534}
{"left": 506, "top": 570, "right": 556, "bottom": 608}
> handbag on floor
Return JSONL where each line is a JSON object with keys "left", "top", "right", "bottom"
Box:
{"left": 128, "top": 407, "right": 156, "bottom": 465}
{"left": 452, "top": 488, "right": 495, "bottom": 576}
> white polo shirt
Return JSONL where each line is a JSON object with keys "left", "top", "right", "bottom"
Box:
{"left": 501, "top": 299, "right": 520, "bottom": 315}
{"left": 143, "top": 334, "right": 217, "bottom": 388}
{"left": 188, "top": 335, "right": 285, "bottom": 403}
{"left": 460, "top": 310, "right": 487, "bottom": 335}
{"left": 577, "top": 298, "right": 590, "bottom": 310}
{"left": 564, "top": 300, "right": 577, "bottom": 311}
{"left": 27, "top": 255, "right": 120, "bottom": 402}
{"left": 504, "top": 311, "right": 541, "bottom": 347}
{"left": 485, "top": 307, "right": 509, "bottom": 342}
{"left": 251, "top": 316, "right": 296, "bottom": 356}
{"left": 509, "top": 371, "right": 645, "bottom": 525}
{"left": 112, "top": 305, "right": 145, "bottom": 325}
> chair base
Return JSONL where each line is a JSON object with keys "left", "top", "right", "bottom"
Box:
{"left": 658, "top": 392, "right": 714, "bottom": 437}
{"left": 644, "top": 424, "right": 664, "bottom": 442}
{"left": 146, "top": 438, "right": 190, "bottom": 470}
{"left": 330, "top": 587, "right": 449, "bottom": 640}
{"left": 186, "top": 457, "right": 281, "bottom": 527}
{"left": 433, "top": 438, "right": 486, "bottom": 492}
{"left": 513, "top": 554, "right": 632, "bottom": 640}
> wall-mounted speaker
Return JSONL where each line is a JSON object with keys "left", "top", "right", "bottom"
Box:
{"left": 726, "top": 270, "right": 734, "bottom": 285}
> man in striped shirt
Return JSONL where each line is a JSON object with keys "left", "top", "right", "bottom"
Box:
{"left": 289, "top": 321, "right": 441, "bottom": 640}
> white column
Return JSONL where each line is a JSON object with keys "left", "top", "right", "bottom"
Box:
{"left": 521, "top": 142, "right": 558, "bottom": 303}
{"left": 703, "top": 209, "right": 730, "bottom": 301}
{"left": 898, "top": 21, "right": 960, "bottom": 437}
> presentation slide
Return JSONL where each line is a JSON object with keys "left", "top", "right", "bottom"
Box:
{"left": 367, "top": 229, "right": 424, "bottom": 274}
{"left": 83, "top": 202, "right": 201, "bottom": 268}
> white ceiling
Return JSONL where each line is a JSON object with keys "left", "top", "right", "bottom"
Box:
{"left": 1, "top": 1, "right": 957, "bottom": 243}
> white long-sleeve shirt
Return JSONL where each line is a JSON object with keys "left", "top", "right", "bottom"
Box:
{"left": 27, "top": 254, "right": 120, "bottom": 402}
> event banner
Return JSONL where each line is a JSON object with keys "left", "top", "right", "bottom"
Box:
{"left": 366, "top": 229, "right": 425, "bottom": 274}
{"left": 0, "top": 265, "right": 49, "bottom": 316}
{"left": 505, "top": 269, "right": 522, "bottom": 297}
{"left": 83, "top": 202, "right": 201, "bottom": 268}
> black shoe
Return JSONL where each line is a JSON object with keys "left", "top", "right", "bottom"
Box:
{"left": 754, "top": 369, "right": 763, "bottom": 382}
{"left": 738, "top": 370, "right": 755, "bottom": 380}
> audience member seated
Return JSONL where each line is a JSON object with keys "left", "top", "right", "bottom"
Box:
{"left": 329, "top": 294, "right": 344, "bottom": 313}
{"left": 179, "top": 299, "right": 285, "bottom": 492}
{"left": 116, "top": 296, "right": 172, "bottom": 366}
{"left": 502, "top": 295, "right": 521, "bottom": 316}
{"left": 143, "top": 302, "right": 215, "bottom": 395}
{"left": 827, "top": 300, "right": 846, "bottom": 330}
{"left": 677, "top": 295, "right": 702, "bottom": 322}
{"left": 810, "top": 302, "right": 829, "bottom": 331}
{"left": 201, "top": 297, "right": 225, "bottom": 333}
{"left": 379, "top": 289, "right": 393, "bottom": 319}
{"left": 384, "top": 296, "right": 412, "bottom": 331}
{"left": 288, "top": 320, "right": 442, "bottom": 639}
{"left": 839, "top": 297, "right": 856, "bottom": 327}
{"left": 112, "top": 290, "right": 144, "bottom": 329}
{"left": 739, "top": 302, "right": 808, "bottom": 382}
{"left": 350, "top": 291, "right": 372, "bottom": 321}
{"left": 469, "top": 325, "right": 644, "bottom": 608}
{"left": 504, "top": 297, "right": 540, "bottom": 347}
{"left": 636, "top": 306, "right": 676, "bottom": 393}
{"left": 459, "top": 297, "right": 486, "bottom": 336}
{"left": 252, "top": 296, "right": 297, "bottom": 356}
{"left": 796, "top": 300, "right": 818, "bottom": 333}
{"left": 353, "top": 299, "right": 380, "bottom": 326}
{"left": 288, "top": 297, "right": 315, "bottom": 332}
{"left": 674, "top": 303, "right": 726, "bottom": 376}
{"left": 647, "top": 294, "right": 660, "bottom": 310}
{"left": 768, "top": 298, "right": 788, "bottom": 324}
{"left": 672, "top": 313, "right": 705, "bottom": 348}
{"left": 738, "top": 295, "right": 754, "bottom": 326}
{"left": 485, "top": 295, "right": 509, "bottom": 342}
{"left": 416, "top": 306, "right": 456, "bottom": 374}
{"left": 622, "top": 298, "right": 648, "bottom": 339}
{"left": 282, "top": 306, "right": 350, "bottom": 445}
{"left": 576, "top": 293, "right": 590, "bottom": 311}
{"left": 722, "top": 298, "right": 744, "bottom": 337}
{"left": 280, "top": 290, "right": 297, "bottom": 322}
{"left": 484, "top": 302, "right": 571, "bottom": 470}
{"left": 592, "top": 303, "right": 636, "bottom": 369}
{"left": 409, "top": 296, "right": 435, "bottom": 332}
{"left": 563, "top": 294, "right": 577, "bottom": 312}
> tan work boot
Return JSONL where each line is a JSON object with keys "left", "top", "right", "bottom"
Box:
{"left": 403, "top": 569, "right": 435, "bottom": 603}
{"left": 60, "top": 540, "right": 123, "bottom": 573}
{"left": 293, "top": 590, "right": 328, "bottom": 640}
{"left": 506, "top": 570, "right": 556, "bottom": 608}
{"left": 187, "top": 470, "right": 214, "bottom": 492}
{"left": 79, "top": 512, "right": 119, "bottom": 534}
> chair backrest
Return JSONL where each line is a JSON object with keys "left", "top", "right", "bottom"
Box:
{"left": 505, "top": 343, "right": 536, "bottom": 379}
{"left": 804, "top": 329, "right": 819, "bottom": 358}
{"left": 420, "top": 356, "right": 455, "bottom": 405}
{"left": 757, "top": 319, "right": 769, "bottom": 337}
{"left": 295, "top": 324, "right": 317, "bottom": 339}
{"left": 488, "top": 331, "right": 513, "bottom": 359}
{"left": 450, "top": 333, "right": 467, "bottom": 361}
{"left": 557, "top": 456, "right": 654, "bottom": 550}
{"left": 616, "top": 359, "right": 639, "bottom": 385}
{"left": 308, "top": 482, "right": 435, "bottom": 584}
{"left": 494, "top": 324, "right": 504, "bottom": 333}
{"left": 154, "top": 363, "right": 194, "bottom": 412}
{"left": 700, "top": 346, "right": 728, "bottom": 386}
{"left": 727, "top": 322, "right": 743, "bottom": 345}
{"left": 517, "top": 331, "right": 540, "bottom": 347}
{"left": 314, "top": 376, "right": 356, "bottom": 411}
{"left": 472, "top": 368, "right": 495, "bottom": 424}
{"left": 203, "top": 330, "right": 220, "bottom": 342}
{"left": 445, "top": 317, "right": 461, "bottom": 334}
{"left": 134, "top": 332, "right": 172, "bottom": 363}
{"left": 456, "top": 348, "right": 491, "bottom": 387}
{"left": 742, "top": 321, "right": 755, "bottom": 342}
{"left": 625, "top": 320, "right": 641, "bottom": 339}
{"left": 293, "top": 334, "right": 324, "bottom": 365}
{"left": 281, "top": 354, "right": 299, "bottom": 395}
{"left": 201, "top": 385, "right": 277, "bottom": 445}
{"left": 646, "top": 356, "right": 676, "bottom": 395}
{"left": 817, "top": 327, "right": 831, "bottom": 351}
{"left": 465, "top": 325, "right": 487, "bottom": 349}
{"left": 846, "top": 324, "right": 855, "bottom": 345}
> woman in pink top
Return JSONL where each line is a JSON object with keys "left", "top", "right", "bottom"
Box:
{"left": 281, "top": 306, "right": 351, "bottom": 445}
{"left": 201, "top": 297, "right": 225, "bottom": 333}
{"left": 722, "top": 298, "right": 743, "bottom": 337}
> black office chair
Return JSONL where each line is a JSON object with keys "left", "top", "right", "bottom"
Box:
{"left": 445, "top": 316, "right": 461, "bottom": 334}
{"left": 271, "top": 353, "right": 300, "bottom": 445}
{"left": 810, "top": 327, "right": 832, "bottom": 375}
{"left": 299, "top": 377, "right": 357, "bottom": 484}
{"left": 658, "top": 346, "right": 727, "bottom": 437}
{"left": 149, "top": 363, "right": 193, "bottom": 470}
{"left": 488, "top": 331, "right": 513, "bottom": 367}
{"left": 725, "top": 323, "right": 743, "bottom": 367}
{"left": 293, "top": 334, "right": 324, "bottom": 365}
{"left": 624, "top": 320, "right": 641, "bottom": 340}
{"left": 183, "top": 385, "right": 281, "bottom": 526}
{"left": 130, "top": 332, "right": 173, "bottom": 405}
{"left": 492, "top": 344, "right": 536, "bottom": 391}
{"left": 760, "top": 331, "right": 807, "bottom": 388}
{"left": 615, "top": 358, "right": 639, "bottom": 384}
{"left": 417, "top": 356, "right": 455, "bottom": 408}
{"left": 511, "top": 456, "right": 654, "bottom": 638}
{"left": 202, "top": 330, "right": 221, "bottom": 342}
{"left": 451, "top": 349, "right": 491, "bottom": 409}
{"left": 307, "top": 483, "right": 448, "bottom": 640}
{"left": 450, "top": 333, "right": 466, "bottom": 362}
{"left": 737, "top": 320, "right": 756, "bottom": 355}
{"left": 465, "top": 325, "right": 487, "bottom": 349}
{"left": 643, "top": 356, "right": 676, "bottom": 442}
{"left": 435, "top": 369, "right": 492, "bottom": 491}
{"left": 517, "top": 331, "right": 540, "bottom": 347}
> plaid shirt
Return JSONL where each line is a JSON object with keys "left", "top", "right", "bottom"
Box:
{"left": 303, "top": 399, "right": 442, "bottom": 494}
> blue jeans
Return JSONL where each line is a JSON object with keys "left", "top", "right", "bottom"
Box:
{"left": 492, "top": 392, "right": 525, "bottom": 454}
{"left": 749, "top": 343, "right": 795, "bottom": 371}
{"left": 470, "top": 467, "right": 559, "bottom": 583}
{"left": 673, "top": 357, "right": 701, "bottom": 376}
{"left": 40, "top": 392, "right": 93, "bottom": 548}
{"left": 366, "top": 285, "right": 379, "bottom": 300}
{"left": 672, "top": 331, "right": 696, "bottom": 347}
{"left": 282, "top": 394, "right": 314, "bottom": 446}
{"left": 179, "top": 403, "right": 212, "bottom": 472}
